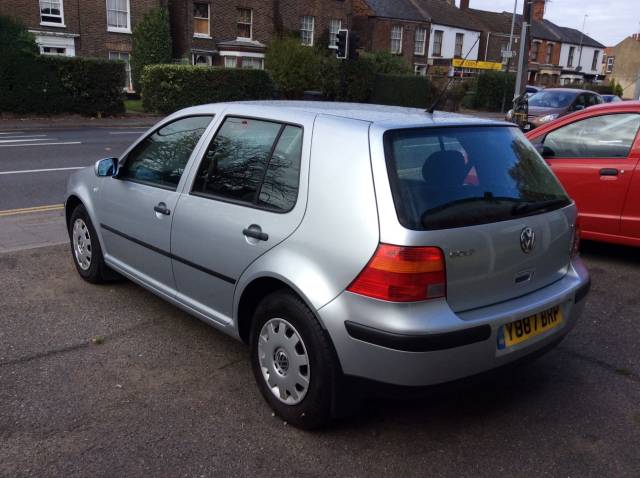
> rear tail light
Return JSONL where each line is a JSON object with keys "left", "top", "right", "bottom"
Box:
{"left": 347, "top": 244, "right": 446, "bottom": 302}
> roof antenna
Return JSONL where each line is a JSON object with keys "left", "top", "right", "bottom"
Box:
{"left": 427, "top": 35, "right": 481, "bottom": 114}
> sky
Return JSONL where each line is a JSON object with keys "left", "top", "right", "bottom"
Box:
{"left": 466, "top": 0, "right": 640, "bottom": 46}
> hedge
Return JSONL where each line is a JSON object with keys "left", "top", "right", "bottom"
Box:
{"left": 141, "top": 65, "right": 275, "bottom": 113}
{"left": 371, "top": 74, "right": 437, "bottom": 108}
{"left": 472, "top": 71, "right": 515, "bottom": 111}
{"left": 0, "top": 55, "right": 125, "bottom": 115}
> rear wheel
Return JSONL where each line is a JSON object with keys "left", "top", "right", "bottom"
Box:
{"left": 250, "top": 291, "right": 336, "bottom": 429}
{"left": 69, "top": 204, "right": 119, "bottom": 283}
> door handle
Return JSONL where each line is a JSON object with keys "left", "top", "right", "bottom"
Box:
{"left": 154, "top": 202, "right": 171, "bottom": 215}
{"left": 243, "top": 226, "right": 268, "bottom": 241}
{"left": 599, "top": 168, "right": 619, "bottom": 176}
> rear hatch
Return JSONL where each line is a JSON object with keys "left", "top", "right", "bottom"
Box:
{"left": 383, "top": 125, "right": 574, "bottom": 312}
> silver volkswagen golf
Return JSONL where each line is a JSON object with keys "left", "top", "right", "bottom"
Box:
{"left": 66, "top": 102, "right": 590, "bottom": 428}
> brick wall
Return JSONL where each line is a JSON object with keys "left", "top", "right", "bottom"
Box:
{"left": 0, "top": 0, "right": 165, "bottom": 57}
{"left": 530, "top": 39, "right": 560, "bottom": 65}
{"left": 353, "top": 16, "right": 430, "bottom": 68}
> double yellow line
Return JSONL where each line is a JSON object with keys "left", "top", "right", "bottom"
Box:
{"left": 0, "top": 203, "right": 64, "bottom": 217}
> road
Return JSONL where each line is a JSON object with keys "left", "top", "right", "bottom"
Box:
{"left": 0, "top": 241, "right": 638, "bottom": 477}
{"left": 0, "top": 126, "right": 151, "bottom": 210}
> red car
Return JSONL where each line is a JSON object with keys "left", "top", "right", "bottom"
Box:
{"left": 526, "top": 101, "right": 640, "bottom": 247}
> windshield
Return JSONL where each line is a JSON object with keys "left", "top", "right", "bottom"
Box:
{"left": 383, "top": 126, "right": 571, "bottom": 230}
{"left": 528, "top": 91, "right": 576, "bottom": 108}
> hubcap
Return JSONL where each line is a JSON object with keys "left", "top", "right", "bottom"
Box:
{"left": 258, "top": 318, "right": 310, "bottom": 405}
{"left": 72, "top": 218, "right": 92, "bottom": 271}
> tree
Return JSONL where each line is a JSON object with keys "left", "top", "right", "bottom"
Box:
{"left": 265, "top": 35, "right": 323, "bottom": 98}
{"left": 613, "top": 79, "right": 624, "bottom": 97}
{"left": 131, "top": 7, "right": 172, "bottom": 92}
{"left": 0, "top": 15, "right": 38, "bottom": 57}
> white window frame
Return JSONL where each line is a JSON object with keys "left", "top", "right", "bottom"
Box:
{"left": 237, "top": 8, "right": 253, "bottom": 40}
{"left": 193, "top": 3, "right": 211, "bottom": 38}
{"left": 300, "top": 16, "right": 315, "bottom": 46}
{"left": 390, "top": 25, "right": 403, "bottom": 54}
{"left": 414, "top": 63, "right": 427, "bottom": 76}
{"left": 432, "top": 29, "right": 443, "bottom": 57}
{"left": 454, "top": 33, "right": 464, "bottom": 58}
{"left": 106, "top": 0, "right": 131, "bottom": 34}
{"left": 545, "top": 42, "right": 554, "bottom": 64}
{"left": 568, "top": 46, "right": 575, "bottom": 67}
{"left": 591, "top": 50, "right": 600, "bottom": 71}
{"left": 241, "top": 57, "right": 264, "bottom": 70}
{"left": 41, "top": 46, "right": 66, "bottom": 55}
{"left": 224, "top": 56, "right": 238, "bottom": 68}
{"left": 109, "top": 51, "right": 133, "bottom": 91}
{"left": 328, "top": 19, "right": 342, "bottom": 49}
{"left": 192, "top": 53, "right": 213, "bottom": 67}
{"left": 39, "top": 0, "right": 65, "bottom": 27}
{"left": 606, "top": 56, "right": 614, "bottom": 73}
{"left": 414, "top": 27, "right": 426, "bottom": 55}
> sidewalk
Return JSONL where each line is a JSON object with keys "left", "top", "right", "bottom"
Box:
{"left": 0, "top": 209, "right": 67, "bottom": 254}
{"left": 0, "top": 113, "right": 163, "bottom": 131}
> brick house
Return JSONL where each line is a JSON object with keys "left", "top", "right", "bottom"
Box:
{"left": 169, "top": 0, "right": 352, "bottom": 68}
{"left": 0, "top": 0, "right": 167, "bottom": 91}
{"left": 352, "top": 0, "right": 431, "bottom": 73}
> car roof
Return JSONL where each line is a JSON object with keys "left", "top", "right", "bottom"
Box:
{"left": 177, "top": 101, "right": 511, "bottom": 129}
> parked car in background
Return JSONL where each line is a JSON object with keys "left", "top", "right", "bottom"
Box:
{"left": 602, "top": 94, "right": 623, "bottom": 103}
{"left": 510, "top": 88, "right": 604, "bottom": 130}
{"left": 66, "top": 102, "right": 590, "bottom": 428}
{"left": 526, "top": 85, "right": 544, "bottom": 97}
{"left": 527, "top": 101, "right": 640, "bottom": 247}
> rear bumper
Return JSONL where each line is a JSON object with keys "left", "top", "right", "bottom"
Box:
{"left": 317, "top": 258, "right": 590, "bottom": 387}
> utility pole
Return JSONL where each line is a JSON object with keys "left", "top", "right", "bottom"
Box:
{"left": 501, "top": 0, "right": 519, "bottom": 112}
{"left": 515, "top": 0, "right": 533, "bottom": 97}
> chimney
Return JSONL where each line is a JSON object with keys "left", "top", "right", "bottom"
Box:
{"left": 532, "top": 0, "right": 545, "bottom": 22}
{"left": 460, "top": 0, "right": 470, "bottom": 10}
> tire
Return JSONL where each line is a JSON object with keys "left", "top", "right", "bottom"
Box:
{"left": 68, "top": 204, "right": 119, "bottom": 283}
{"left": 250, "top": 290, "right": 337, "bottom": 429}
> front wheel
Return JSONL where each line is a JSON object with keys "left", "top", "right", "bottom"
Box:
{"left": 250, "top": 291, "right": 337, "bottom": 429}
{"left": 69, "top": 204, "right": 119, "bottom": 283}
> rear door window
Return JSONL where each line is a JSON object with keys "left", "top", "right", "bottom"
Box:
{"left": 543, "top": 113, "right": 640, "bottom": 159}
{"left": 384, "top": 126, "right": 570, "bottom": 230}
{"left": 191, "top": 117, "right": 303, "bottom": 212}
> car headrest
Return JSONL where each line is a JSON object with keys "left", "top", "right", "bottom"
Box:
{"left": 422, "top": 150, "right": 467, "bottom": 187}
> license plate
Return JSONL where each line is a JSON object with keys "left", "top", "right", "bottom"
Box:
{"left": 497, "top": 305, "right": 563, "bottom": 350}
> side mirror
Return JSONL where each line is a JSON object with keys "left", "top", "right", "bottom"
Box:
{"left": 94, "top": 157, "right": 118, "bottom": 177}
{"left": 573, "top": 104, "right": 585, "bottom": 111}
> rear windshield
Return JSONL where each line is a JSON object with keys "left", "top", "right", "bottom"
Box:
{"left": 384, "top": 126, "right": 570, "bottom": 230}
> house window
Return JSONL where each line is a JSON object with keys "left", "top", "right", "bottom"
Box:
{"left": 606, "top": 56, "right": 615, "bottom": 73}
{"left": 300, "top": 16, "right": 314, "bottom": 46}
{"left": 454, "top": 33, "right": 464, "bottom": 58}
{"left": 109, "top": 51, "right": 132, "bottom": 91}
{"left": 414, "top": 27, "right": 426, "bottom": 55}
{"left": 545, "top": 43, "right": 553, "bottom": 63}
{"left": 390, "top": 26, "right": 403, "bottom": 54}
{"left": 237, "top": 8, "right": 252, "bottom": 39}
{"left": 432, "top": 30, "right": 443, "bottom": 56}
{"left": 39, "top": 0, "right": 64, "bottom": 25}
{"left": 42, "top": 46, "right": 66, "bottom": 55}
{"left": 192, "top": 53, "right": 212, "bottom": 66}
{"left": 241, "top": 57, "right": 264, "bottom": 70}
{"left": 106, "top": 0, "right": 130, "bottom": 32}
{"left": 568, "top": 46, "right": 575, "bottom": 67}
{"left": 414, "top": 64, "right": 427, "bottom": 76}
{"left": 193, "top": 3, "right": 210, "bottom": 37}
{"left": 530, "top": 41, "right": 540, "bottom": 61}
{"left": 224, "top": 56, "right": 237, "bottom": 68}
{"left": 591, "top": 50, "right": 599, "bottom": 71}
{"left": 329, "top": 19, "right": 341, "bottom": 48}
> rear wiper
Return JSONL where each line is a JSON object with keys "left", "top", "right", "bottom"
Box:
{"left": 511, "top": 198, "right": 569, "bottom": 216}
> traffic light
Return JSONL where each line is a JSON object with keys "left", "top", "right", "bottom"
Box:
{"left": 336, "top": 29, "right": 348, "bottom": 60}
{"left": 348, "top": 32, "right": 360, "bottom": 61}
